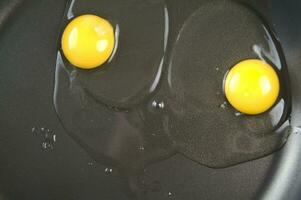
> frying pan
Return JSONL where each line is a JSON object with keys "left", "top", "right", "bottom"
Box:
{"left": 0, "top": 0, "right": 301, "bottom": 199}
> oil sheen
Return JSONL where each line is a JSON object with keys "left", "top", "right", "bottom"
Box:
{"left": 54, "top": 0, "right": 291, "bottom": 184}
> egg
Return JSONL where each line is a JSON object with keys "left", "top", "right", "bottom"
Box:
{"left": 61, "top": 14, "right": 115, "bottom": 69}
{"left": 224, "top": 59, "right": 280, "bottom": 115}
{"left": 55, "top": 0, "right": 290, "bottom": 170}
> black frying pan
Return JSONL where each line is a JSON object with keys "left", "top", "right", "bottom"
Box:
{"left": 0, "top": 0, "right": 301, "bottom": 199}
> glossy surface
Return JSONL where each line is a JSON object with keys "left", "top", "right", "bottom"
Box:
{"left": 54, "top": 0, "right": 291, "bottom": 173}
{"left": 57, "top": 0, "right": 167, "bottom": 108}
{"left": 224, "top": 59, "right": 280, "bottom": 115}
{"left": 61, "top": 14, "right": 115, "bottom": 69}
{"left": 1, "top": 0, "right": 300, "bottom": 199}
{"left": 166, "top": 0, "right": 291, "bottom": 168}
{"left": 54, "top": 0, "right": 172, "bottom": 178}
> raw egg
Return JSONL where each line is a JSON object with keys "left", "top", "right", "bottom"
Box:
{"left": 61, "top": 14, "right": 115, "bottom": 69}
{"left": 224, "top": 59, "right": 280, "bottom": 115}
{"left": 55, "top": 0, "right": 291, "bottom": 170}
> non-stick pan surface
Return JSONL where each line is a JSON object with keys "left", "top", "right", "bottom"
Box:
{"left": 0, "top": 0, "right": 301, "bottom": 199}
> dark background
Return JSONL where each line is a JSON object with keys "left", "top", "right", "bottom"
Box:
{"left": 0, "top": 0, "right": 300, "bottom": 199}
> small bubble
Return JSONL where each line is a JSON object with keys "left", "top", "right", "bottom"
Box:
{"left": 252, "top": 44, "right": 260, "bottom": 53}
{"left": 88, "top": 162, "right": 94, "bottom": 166}
{"left": 41, "top": 142, "right": 46, "bottom": 149}
{"left": 53, "top": 135, "right": 57, "bottom": 142}
{"left": 152, "top": 100, "right": 165, "bottom": 110}
{"left": 41, "top": 142, "right": 53, "bottom": 150}
{"left": 105, "top": 168, "right": 113, "bottom": 174}
{"left": 168, "top": 192, "right": 173, "bottom": 198}
{"left": 220, "top": 102, "right": 227, "bottom": 109}
{"left": 31, "top": 127, "right": 36, "bottom": 133}
{"left": 139, "top": 146, "right": 145, "bottom": 151}
{"left": 34, "top": 127, "right": 57, "bottom": 151}
{"left": 215, "top": 67, "right": 220, "bottom": 71}
{"left": 235, "top": 112, "right": 243, "bottom": 117}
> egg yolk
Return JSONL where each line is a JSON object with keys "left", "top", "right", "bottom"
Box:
{"left": 224, "top": 59, "right": 280, "bottom": 115}
{"left": 61, "top": 14, "right": 115, "bottom": 69}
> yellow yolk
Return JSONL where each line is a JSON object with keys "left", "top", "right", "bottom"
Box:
{"left": 224, "top": 59, "right": 280, "bottom": 115}
{"left": 61, "top": 14, "right": 115, "bottom": 69}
